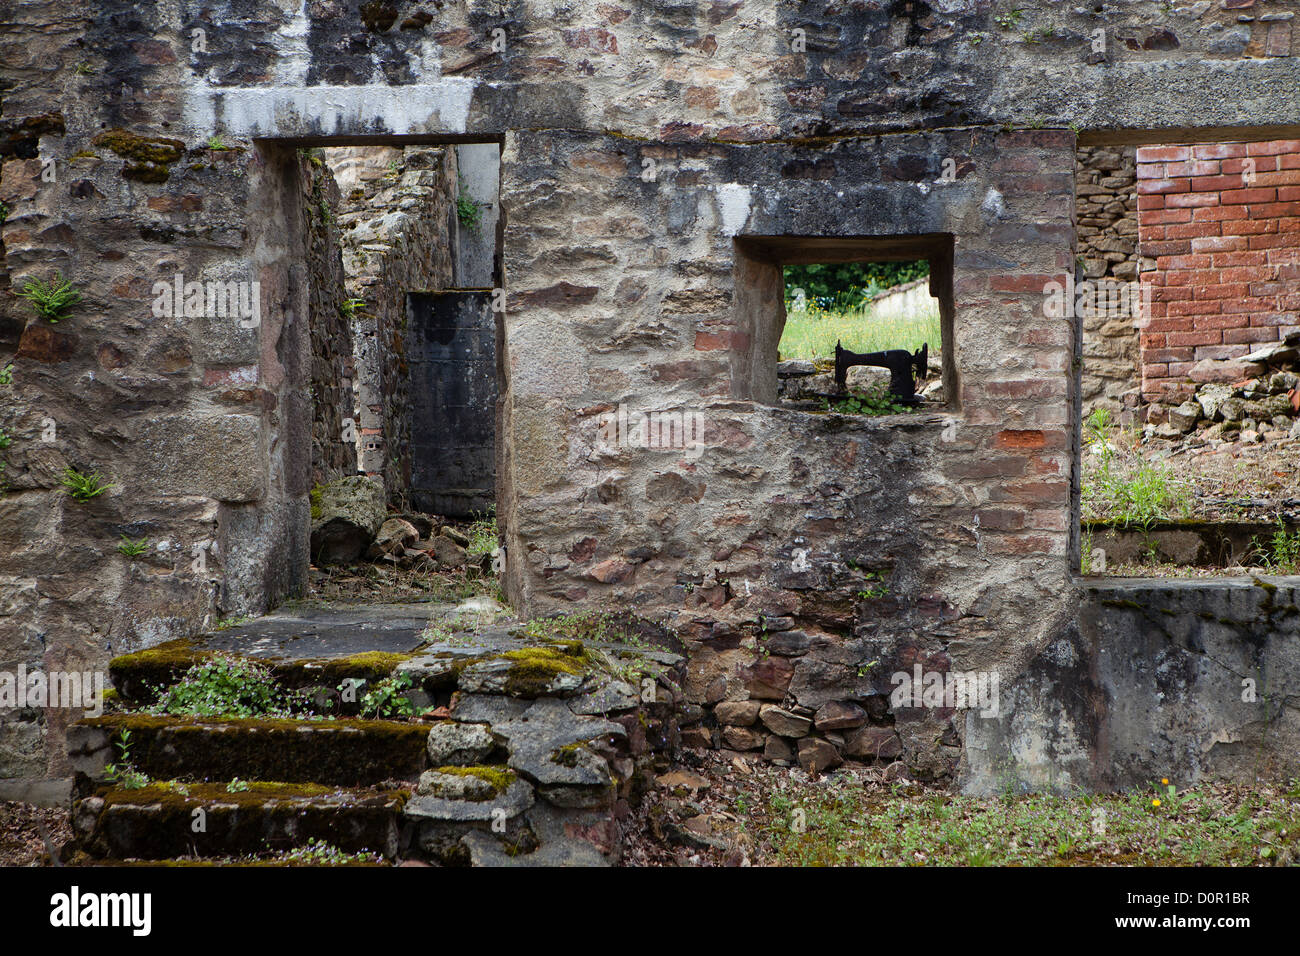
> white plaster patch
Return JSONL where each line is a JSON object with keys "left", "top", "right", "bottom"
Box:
{"left": 183, "top": 81, "right": 478, "bottom": 138}
{"left": 714, "top": 183, "right": 752, "bottom": 236}
{"left": 981, "top": 187, "right": 1007, "bottom": 221}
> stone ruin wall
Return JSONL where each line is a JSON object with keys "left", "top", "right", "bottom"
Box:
{"left": 1076, "top": 145, "right": 1142, "bottom": 417}
{"left": 301, "top": 152, "right": 358, "bottom": 487}
{"left": 3, "top": 0, "right": 1300, "bottom": 791}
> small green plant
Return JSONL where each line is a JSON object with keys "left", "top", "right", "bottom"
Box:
{"left": 857, "top": 571, "right": 890, "bottom": 599}
{"left": 104, "top": 730, "right": 149, "bottom": 790}
{"left": 151, "top": 653, "right": 285, "bottom": 718}
{"left": 820, "top": 387, "right": 911, "bottom": 417}
{"left": 0, "top": 429, "right": 10, "bottom": 451}
{"left": 995, "top": 8, "right": 1022, "bottom": 29}
{"left": 281, "top": 838, "right": 381, "bottom": 865}
{"left": 226, "top": 777, "right": 251, "bottom": 793}
{"left": 73, "top": 61, "right": 96, "bottom": 75}
{"left": 457, "top": 176, "right": 483, "bottom": 232}
{"left": 61, "top": 466, "right": 115, "bottom": 501}
{"left": 466, "top": 511, "right": 498, "bottom": 560}
{"left": 117, "top": 535, "right": 149, "bottom": 558}
{"left": 340, "top": 298, "right": 366, "bottom": 317}
{"left": 359, "top": 671, "right": 417, "bottom": 719}
{"left": 17, "top": 274, "right": 82, "bottom": 323}
{"left": 0, "top": 363, "right": 12, "bottom": 385}
{"left": 204, "top": 135, "right": 230, "bottom": 150}
{"left": 1249, "top": 519, "right": 1300, "bottom": 574}
{"left": 0, "top": 202, "right": 9, "bottom": 224}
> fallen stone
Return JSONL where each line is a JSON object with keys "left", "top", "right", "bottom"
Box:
{"left": 1196, "top": 383, "right": 1234, "bottom": 420}
{"left": 1168, "top": 401, "right": 1201, "bottom": 433}
{"left": 431, "top": 534, "right": 468, "bottom": 568}
{"left": 440, "top": 525, "right": 471, "bottom": 547}
{"left": 368, "top": 517, "right": 419, "bottom": 559}
{"left": 310, "top": 475, "right": 386, "bottom": 564}
{"left": 763, "top": 735, "right": 793, "bottom": 763}
{"left": 843, "top": 726, "right": 903, "bottom": 759}
{"left": 796, "top": 737, "right": 843, "bottom": 774}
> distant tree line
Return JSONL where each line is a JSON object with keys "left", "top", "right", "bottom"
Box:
{"left": 783, "top": 260, "right": 930, "bottom": 310}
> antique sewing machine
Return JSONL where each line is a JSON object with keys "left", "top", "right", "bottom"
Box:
{"left": 834, "top": 340, "right": 929, "bottom": 404}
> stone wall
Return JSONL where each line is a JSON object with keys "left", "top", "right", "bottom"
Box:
{"left": 5, "top": 0, "right": 1300, "bottom": 792}
{"left": 330, "top": 146, "right": 458, "bottom": 507}
{"left": 1077, "top": 145, "right": 1142, "bottom": 415}
{"left": 1137, "top": 139, "right": 1300, "bottom": 403}
{"left": 300, "top": 152, "right": 357, "bottom": 486}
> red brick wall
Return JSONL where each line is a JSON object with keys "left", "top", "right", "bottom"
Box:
{"left": 1136, "top": 140, "right": 1300, "bottom": 403}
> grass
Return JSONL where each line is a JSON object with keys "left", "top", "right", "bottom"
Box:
{"left": 1249, "top": 519, "right": 1300, "bottom": 574}
{"left": 1081, "top": 409, "right": 1193, "bottom": 528}
{"left": 728, "top": 769, "right": 1300, "bottom": 866}
{"left": 779, "top": 299, "right": 940, "bottom": 362}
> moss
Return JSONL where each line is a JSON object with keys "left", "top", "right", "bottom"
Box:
{"left": 91, "top": 129, "right": 185, "bottom": 182}
{"left": 109, "top": 637, "right": 411, "bottom": 704}
{"left": 102, "top": 780, "right": 338, "bottom": 809}
{"left": 277, "top": 650, "right": 411, "bottom": 686}
{"left": 549, "top": 742, "right": 586, "bottom": 768}
{"left": 68, "top": 149, "right": 99, "bottom": 161}
{"left": 430, "top": 765, "right": 516, "bottom": 798}
{"left": 309, "top": 484, "right": 323, "bottom": 521}
{"left": 92, "top": 129, "right": 185, "bottom": 165}
{"left": 108, "top": 637, "right": 210, "bottom": 700}
{"left": 500, "top": 644, "right": 592, "bottom": 697}
{"left": 79, "top": 783, "right": 407, "bottom": 860}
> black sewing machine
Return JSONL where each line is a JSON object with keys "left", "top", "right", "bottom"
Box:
{"left": 834, "top": 340, "right": 928, "bottom": 404}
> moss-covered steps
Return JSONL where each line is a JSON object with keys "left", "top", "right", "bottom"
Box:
{"left": 70, "top": 715, "right": 429, "bottom": 786}
{"left": 72, "top": 782, "right": 407, "bottom": 861}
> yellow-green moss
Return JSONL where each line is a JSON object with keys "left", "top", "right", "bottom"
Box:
{"left": 92, "top": 129, "right": 185, "bottom": 165}
{"left": 101, "top": 780, "right": 339, "bottom": 809}
{"left": 549, "top": 742, "right": 586, "bottom": 768}
{"left": 500, "top": 644, "right": 591, "bottom": 697}
{"left": 279, "top": 651, "right": 411, "bottom": 685}
{"left": 309, "top": 484, "right": 324, "bottom": 521}
{"left": 431, "top": 765, "right": 516, "bottom": 797}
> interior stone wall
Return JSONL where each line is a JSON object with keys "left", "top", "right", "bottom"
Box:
{"left": 1076, "top": 145, "right": 1143, "bottom": 416}
{"left": 300, "top": 151, "right": 357, "bottom": 486}
{"left": 330, "top": 145, "right": 458, "bottom": 506}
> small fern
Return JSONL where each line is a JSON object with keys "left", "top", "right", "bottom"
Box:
{"left": 18, "top": 274, "right": 82, "bottom": 323}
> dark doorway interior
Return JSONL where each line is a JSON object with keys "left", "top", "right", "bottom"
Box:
{"left": 407, "top": 290, "right": 497, "bottom": 517}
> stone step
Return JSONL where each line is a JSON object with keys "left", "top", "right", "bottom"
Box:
{"left": 71, "top": 781, "right": 405, "bottom": 861}
{"left": 70, "top": 714, "right": 429, "bottom": 787}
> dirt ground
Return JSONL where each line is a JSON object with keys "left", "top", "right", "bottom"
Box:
{"left": 0, "top": 802, "right": 72, "bottom": 867}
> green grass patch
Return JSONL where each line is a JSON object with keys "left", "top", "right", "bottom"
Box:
{"left": 779, "top": 300, "right": 940, "bottom": 362}
{"left": 729, "top": 771, "right": 1300, "bottom": 866}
